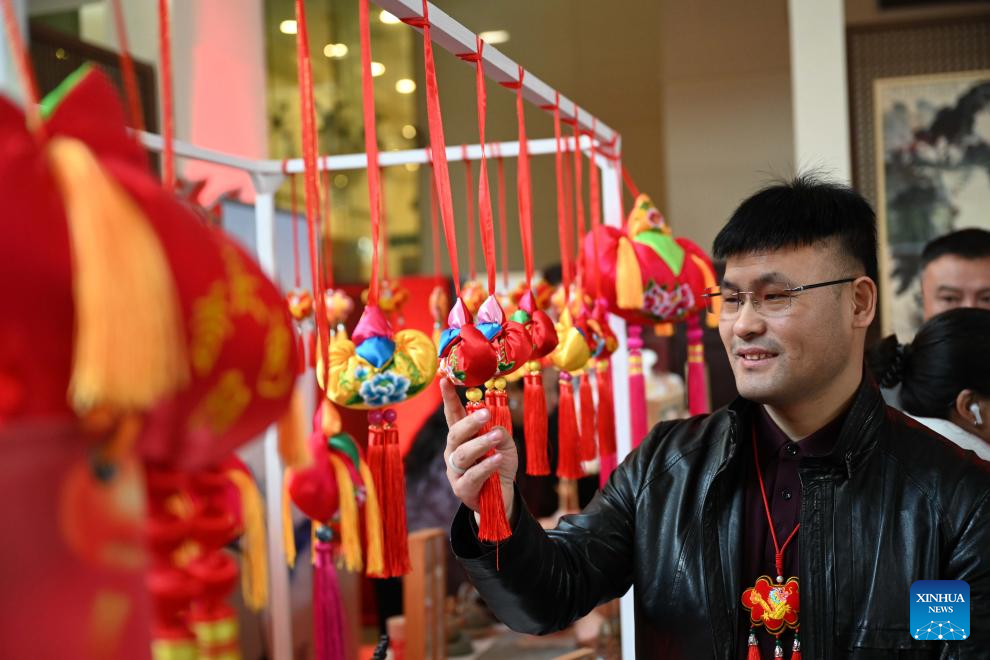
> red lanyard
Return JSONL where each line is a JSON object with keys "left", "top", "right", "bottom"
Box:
{"left": 752, "top": 427, "right": 800, "bottom": 579}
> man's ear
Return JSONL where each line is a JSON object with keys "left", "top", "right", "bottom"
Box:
{"left": 852, "top": 276, "right": 877, "bottom": 329}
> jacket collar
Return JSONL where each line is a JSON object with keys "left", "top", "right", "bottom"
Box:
{"left": 724, "top": 366, "right": 886, "bottom": 478}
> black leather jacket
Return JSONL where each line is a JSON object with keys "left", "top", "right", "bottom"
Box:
{"left": 452, "top": 377, "right": 990, "bottom": 658}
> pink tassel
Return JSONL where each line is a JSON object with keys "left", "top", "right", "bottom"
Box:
{"left": 627, "top": 326, "right": 648, "bottom": 447}
{"left": 686, "top": 314, "right": 710, "bottom": 416}
{"left": 313, "top": 540, "right": 347, "bottom": 660}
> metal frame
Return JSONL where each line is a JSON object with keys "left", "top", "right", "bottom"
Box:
{"left": 133, "top": 0, "right": 635, "bottom": 656}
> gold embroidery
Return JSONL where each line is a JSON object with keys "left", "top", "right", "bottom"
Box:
{"left": 189, "top": 281, "right": 233, "bottom": 377}
{"left": 221, "top": 244, "right": 268, "bottom": 324}
{"left": 257, "top": 312, "right": 293, "bottom": 399}
{"left": 189, "top": 369, "right": 251, "bottom": 435}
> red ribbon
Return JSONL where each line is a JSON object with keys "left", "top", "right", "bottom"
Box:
{"left": 157, "top": 0, "right": 175, "bottom": 191}
{"left": 572, "top": 124, "right": 587, "bottom": 263}
{"left": 587, "top": 121, "right": 603, "bottom": 299}
{"left": 506, "top": 67, "right": 535, "bottom": 291}
{"left": 494, "top": 144, "right": 509, "bottom": 289}
{"left": 467, "top": 37, "right": 497, "bottom": 295}
{"left": 462, "top": 146, "right": 476, "bottom": 282}
{"left": 551, "top": 93, "right": 572, "bottom": 302}
{"left": 359, "top": 0, "right": 383, "bottom": 306}
{"left": 408, "top": 0, "right": 461, "bottom": 295}
{"left": 321, "top": 166, "right": 334, "bottom": 288}
{"left": 294, "top": 0, "right": 330, "bottom": 383}
{"left": 288, "top": 168, "right": 301, "bottom": 288}
{"left": 111, "top": 0, "right": 144, "bottom": 131}
{"left": 428, "top": 155, "right": 441, "bottom": 279}
{"left": 379, "top": 166, "right": 390, "bottom": 282}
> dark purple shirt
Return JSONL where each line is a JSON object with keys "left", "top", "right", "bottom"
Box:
{"left": 738, "top": 406, "right": 846, "bottom": 659}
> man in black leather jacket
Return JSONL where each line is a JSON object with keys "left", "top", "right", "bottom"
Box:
{"left": 439, "top": 175, "right": 990, "bottom": 658}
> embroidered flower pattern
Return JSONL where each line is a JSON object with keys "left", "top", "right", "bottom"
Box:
{"left": 641, "top": 280, "right": 696, "bottom": 321}
{"left": 358, "top": 371, "right": 410, "bottom": 407}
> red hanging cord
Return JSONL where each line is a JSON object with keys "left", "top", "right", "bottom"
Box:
{"left": 572, "top": 123, "right": 587, "bottom": 263}
{"left": 461, "top": 146, "right": 477, "bottom": 282}
{"left": 463, "top": 37, "right": 496, "bottom": 295}
{"left": 110, "top": 0, "right": 144, "bottom": 130}
{"left": 294, "top": 0, "right": 330, "bottom": 384}
{"left": 157, "top": 0, "right": 175, "bottom": 191}
{"left": 622, "top": 164, "right": 640, "bottom": 201}
{"left": 0, "top": 0, "right": 42, "bottom": 136}
{"left": 288, "top": 168, "right": 302, "bottom": 289}
{"left": 428, "top": 155, "right": 442, "bottom": 279}
{"left": 752, "top": 428, "right": 800, "bottom": 578}
{"left": 320, "top": 164, "right": 334, "bottom": 289}
{"left": 359, "top": 0, "right": 383, "bottom": 306}
{"left": 550, "top": 94, "right": 572, "bottom": 303}
{"left": 505, "top": 68, "right": 535, "bottom": 291}
{"left": 403, "top": 1, "right": 461, "bottom": 296}
{"left": 379, "top": 166, "right": 390, "bottom": 282}
{"left": 494, "top": 143, "right": 509, "bottom": 289}
{"left": 587, "top": 122, "right": 603, "bottom": 299}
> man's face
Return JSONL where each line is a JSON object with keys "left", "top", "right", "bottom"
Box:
{"left": 921, "top": 255, "right": 990, "bottom": 320}
{"left": 718, "top": 244, "right": 858, "bottom": 407}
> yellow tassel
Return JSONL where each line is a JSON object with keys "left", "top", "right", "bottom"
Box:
{"left": 225, "top": 469, "right": 269, "bottom": 612}
{"left": 358, "top": 461, "right": 385, "bottom": 577}
{"left": 277, "top": 388, "right": 310, "bottom": 469}
{"left": 46, "top": 137, "right": 189, "bottom": 413}
{"left": 327, "top": 454, "right": 362, "bottom": 572}
{"left": 690, "top": 253, "right": 721, "bottom": 328}
{"left": 282, "top": 471, "right": 296, "bottom": 569}
{"left": 654, "top": 322, "right": 674, "bottom": 337}
{"left": 615, "top": 236, "right": 644, "bottom": 310}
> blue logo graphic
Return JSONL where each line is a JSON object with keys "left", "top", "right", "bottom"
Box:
{"left": 910, "top": 580, "right": 970, "bottom": 641}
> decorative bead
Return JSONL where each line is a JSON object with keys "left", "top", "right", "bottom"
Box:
{"left": 776, "top": 575, "right": 784, "bottom": 584}
{"left": 493, "top": 377, "right": 507, "bottom": 391}
{"left": 526, "top": 359, "right": 541, "bottom": 372}
{"left": 315, "top": 525, "right": 333, "bottom": 543}
{"left": 382, "top": 408, "right": 397, "bottom": 424}
{"left": 792, "top": 635, "right": 801, "bottom": 652}
{"left": 484, "top": 378, "right": 495, "bottom": 390}
{"left": 774, "top": 638, "right": 784, "bottom": 658}
{"left": 465, "top": 387, "right": 483, "bottom": 402}
{"left": 368, "top": 410, "right": 384, "bottom": 425}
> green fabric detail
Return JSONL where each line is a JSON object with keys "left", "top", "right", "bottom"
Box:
{"left": 40, "top": 64, "right": 93, "bottom": 119}
{"left": 634, "top": 230, "right": 684, "bottom": 275}
{"left": 329, "top": 433, "right": 361, "bottom": 471}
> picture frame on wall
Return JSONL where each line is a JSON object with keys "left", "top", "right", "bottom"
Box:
{"left": 873, "top": 69, "right": 990, "bottom": 338}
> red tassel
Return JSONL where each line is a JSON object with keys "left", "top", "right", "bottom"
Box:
{"left": 596, "top": 359, "right": 617, "bottom": 485}
{"left": 686, "top": 314, "right": 710, "bottom": 416}
{"left": 523, "top": 364, "right": 549, "bottom": 476}
{"left": 627, "top": 326, "right": 648, "bottom": 448}
{"left": 556, "top": 374, "right": 583, "bottom": 479}
{"left": 307, "top": 330, "right": 317, "bottom": 368}
{"left": 367, "top": 410, "right": 410, "bottom": 577}
{"left": 485, "top": 378, "right": 513, "bottom": 437}
{"left": 313, "top": 539, "right": 347, "bottom": 660}
{"left": 747, "top": 629, "right": 761, "bottom": 660}
{"left": 790, "top": 631, "right": 801, "bottom": 660}
{"left": 468, "top": 390, "right": 511, "bottom": 543}
{"left": 578, "top": 371, "right": 597, "bottom": 462}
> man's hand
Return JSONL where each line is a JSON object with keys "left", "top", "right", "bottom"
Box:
{"left": 441, "top": 379, "right": 517, "bottom": 520}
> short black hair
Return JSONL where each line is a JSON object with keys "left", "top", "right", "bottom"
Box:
{"left": 712, "top": 174, "right": 878, "bottom": 282}
{"left": 921, "top": 228, "right": 990, "bottom": 270}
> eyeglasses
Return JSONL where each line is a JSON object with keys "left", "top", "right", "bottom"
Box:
{"left": 702, "top": 278, "right": 857, "bottom": 318}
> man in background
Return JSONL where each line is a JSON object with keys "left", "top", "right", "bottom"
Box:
{"left": 920, "top": 227, "right": 990, "bottom": 319}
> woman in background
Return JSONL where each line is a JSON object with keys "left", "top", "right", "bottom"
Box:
{"left": 869, "top": 307, "right": 990, "bottom": 460}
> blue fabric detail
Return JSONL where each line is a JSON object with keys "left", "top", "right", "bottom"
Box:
{"left": 477, "top": 322, "right": 502, "bottom": 341}
{"left": 438, "top": 327, "right": 461, "bottom": 357}
{"left": 355, "top": 336, "right": 395, "bottom": 368}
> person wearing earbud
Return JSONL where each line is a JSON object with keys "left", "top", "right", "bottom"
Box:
{"left": 869, "top": 307, "right": 990, "bottom": 460}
